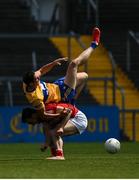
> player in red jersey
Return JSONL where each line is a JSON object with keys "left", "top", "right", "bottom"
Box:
{"left": 22, "top": 102, "right": 88, "bottom": 160}
{"left": 45, "top": 102, "right": 86, "bottom": 135}
{"left": 45, "top": 102, "right": 88, "bottom": 160}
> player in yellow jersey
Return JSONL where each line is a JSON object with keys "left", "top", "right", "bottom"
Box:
{"left": 23, "top": 27, "right": 100, "bottom": 120}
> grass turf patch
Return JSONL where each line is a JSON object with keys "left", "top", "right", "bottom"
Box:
{"left": 0, "top": 142, "right": 139, "bottom": 178}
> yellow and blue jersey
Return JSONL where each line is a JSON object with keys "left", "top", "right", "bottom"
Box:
{"left": 23, "top": 77, "right": 76, "bottom": 110}
{"left": 23, "top": 81, "right": 61, "bottom": 110}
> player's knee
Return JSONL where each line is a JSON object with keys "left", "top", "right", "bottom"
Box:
{"left": 78, "top": 72, "right": 88, "bottom": 82}
{"left": 83, "top": 72, "right": 88, "bottom": 80}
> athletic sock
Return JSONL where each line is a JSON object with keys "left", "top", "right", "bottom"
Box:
{"left": 91, "top": 41, "right": 98, "bottom": 49}
{"left": 56, "top": 149, "right": 64, "bottom": 157}
{"left": 91, "top": 27, "right": 100, "bottom": 49}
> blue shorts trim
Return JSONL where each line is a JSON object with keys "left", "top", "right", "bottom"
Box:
{"left": 40, "top": 81, "right": 49, "bottom": 102}
{"left": 54, "top": 77, "right": 76, "bottom": 104}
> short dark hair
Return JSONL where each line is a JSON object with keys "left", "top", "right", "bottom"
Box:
{"left": 23, "top": 71, "right": 35, "bottom": 85}
{"left": 22, "top": 107, "right": 37, "bottom": 123}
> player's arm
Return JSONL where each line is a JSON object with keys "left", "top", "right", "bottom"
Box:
{"left": 42, "top": 108, "right": 72, "bottom": 136}
{"left": 34, "top": 57, "right": 68, "bottom": 79}
{"left": 31, "top": 99, "right": 61, "bottom": 121}
{"left": 56, "top": 106, "right": 71, "bottom": 114}
{"left": 37, "top": 108, "right": 61, "bottom": 121}
{"left": 55, "top": 108, "right": 72, "bottom": 135}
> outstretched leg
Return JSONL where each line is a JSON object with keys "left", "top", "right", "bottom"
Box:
{"left": 75, "top": 72, "right": 88, "bottom": 99}
{"left": 64, "top": 27, "right": 100, "bottom": 89}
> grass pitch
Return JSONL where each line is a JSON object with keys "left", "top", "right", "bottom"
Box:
{"left": 0, "top": 142, "right": 139, "bottom": 178}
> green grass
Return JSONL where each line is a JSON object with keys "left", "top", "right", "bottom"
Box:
{"left": 0, "top": 142, "right": 139, "bottom": 178}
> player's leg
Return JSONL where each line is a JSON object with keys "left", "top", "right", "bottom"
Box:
{"left": 46, "top": 111, "right": 88, "bottom": 160}
{"left": 63, "top": 121, "right": 79, "bottom": 136}
{"left": 42, "top": 123, "right": 59, "bottom": 156}
{"left": 46, "top": 132, "right": 65, "bottom": 160}
{"left": 56, "top": 136, "right": 64, "bottom": 158}
{"left": 63, "top": 110, "right": 88, "bottom": 136}
{"left": 64, "top": 27, "right": 100, "bottom": 89}
{"left": 44, "top": 111, "right": 72, "bottom": 159}
{"left": 40, "top": 125, "right": 50, "bottom": 152}
{"left": 75, "top": 72, "right": 88, "bottom": 99}
{"left": 42, "top": 124, "right": 63, "bottom": 158}
{"left": 45, "top": 128, "right": 65, "bottom": 160}
{"left": 54, "top": 72, "right": 88, "bottom": 104}
{"left": 42, "top": 121, "right": 65, "bottom": 157}
{"left": 76, "top": 72, "right": 88, "bottom": 87}
{"left": 58, "top": 136, "right": 63, "bottom": 150}
{"left": 46, "top": 122, "right": 78, "bottom": 160}
{"left": 73, "top": 27, "right": 100, "bottom": 66}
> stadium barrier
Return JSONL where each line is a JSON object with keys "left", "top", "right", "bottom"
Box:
{"left": 0, "top": 105, "right": 119, "bottom": 143}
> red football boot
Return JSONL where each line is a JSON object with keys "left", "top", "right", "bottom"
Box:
{"left": 91, "top": 27, "right": 101, "bottom": 48}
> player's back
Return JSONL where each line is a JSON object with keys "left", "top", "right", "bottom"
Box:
{"left": 45, "top": 102, "right": 78, "bottom": 117}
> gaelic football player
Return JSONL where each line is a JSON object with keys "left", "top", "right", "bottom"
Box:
{"left": 23, "top": 27, "right": 100, "bottom": 120}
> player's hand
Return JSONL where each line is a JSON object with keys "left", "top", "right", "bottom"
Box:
{"left": 60, "top": 108, "right": 71, "bottom": 117}
{"left": 56, "top": 127, "right": 64, "bottom": 136}
{"left": 54, "top": 57, "right": 68, "bottom": 66}
{"left": 34, "top": 70, "right": 41, "bottom": 81}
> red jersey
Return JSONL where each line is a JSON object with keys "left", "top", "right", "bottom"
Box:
{"left": 45, "top": 103, "right": 78, "bottom": 118}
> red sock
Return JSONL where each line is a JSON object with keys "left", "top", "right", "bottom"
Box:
{"left": 56, "top": 149, "right": 63, "bottom": 157}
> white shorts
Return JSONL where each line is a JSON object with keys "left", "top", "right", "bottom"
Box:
{"left": 69, "top": 110, "right": 88, "bottom": 134}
